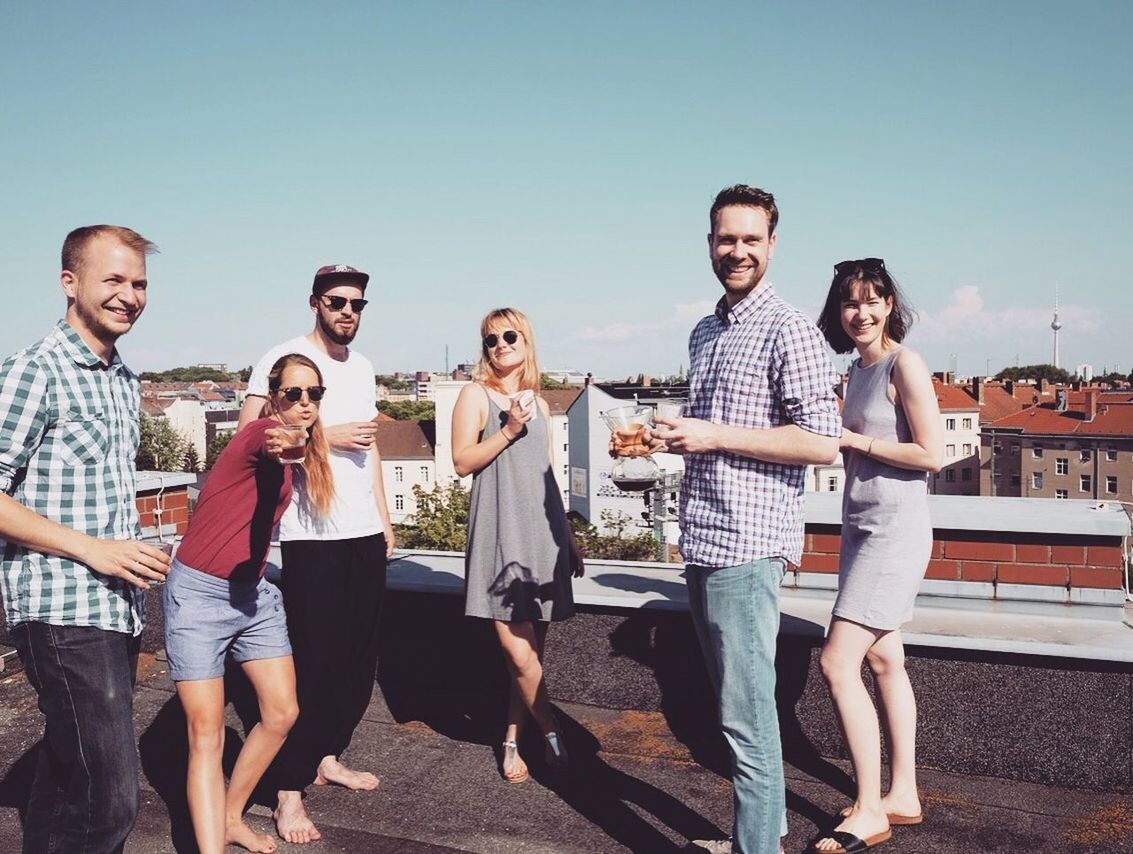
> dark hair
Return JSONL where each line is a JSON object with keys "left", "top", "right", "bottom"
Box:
{"left": 817, "top": 258, "right": 915, "bottom": 354}
{"left": 709, "top": 185, "right": 779, "bottom": 235}
{"left": 62, "top": 225, "right": 157, "bottom": 274}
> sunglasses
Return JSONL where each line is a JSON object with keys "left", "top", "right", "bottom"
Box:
{"left": 319, "top": 295, "right": 368, "bottom": 313}
{"left": 834, "top": 257, "right": 886, "bottom": 275}
{"left": 278, "top": 386, "right": 326, "bottom": 402}
{"left": 483, "top": 329, "right": 520, "bottom": 349}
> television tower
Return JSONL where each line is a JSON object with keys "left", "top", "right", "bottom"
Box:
{"left": 1051, "top": 284, "right": 1062, "bottom": 369}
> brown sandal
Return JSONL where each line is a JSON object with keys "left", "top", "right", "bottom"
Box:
{"left": 501, "top": 740, "right": 528, "bottom": 783}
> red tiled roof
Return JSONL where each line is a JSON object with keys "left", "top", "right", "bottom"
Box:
{"left": 987, "top": 401, "right": 1133, "bottom": 436}
{"left": 934, "top": 382, "right": 978, "bottom": 412}
{"left": 373, "top": 420, "right": 435, "bottom": 459}
{"left": 541, "top": 388, "right": 583, "bottom": 415}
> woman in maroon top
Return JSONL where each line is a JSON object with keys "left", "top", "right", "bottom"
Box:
{"left": 163, "top": 353, "right": 334, "bottom": 854}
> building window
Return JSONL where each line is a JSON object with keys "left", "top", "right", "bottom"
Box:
{"left": 563, "top": 443, "right": 568, "bottom": 453}
{"left": 945, "top": 418, "right": 956, "bottom": 430}
{"left": 1032, "top": 447, "right": 1044, "bottom": 459}
{"left": 963, "top": 443, "right": 972, "bottom": 456}
{"left": 946, "top": 444, "right": 956, "bottom": 457}
{"left": 993, "top": 442, "right": 1002, "bottom": 455}
{"left": 962, "top": 468, "right": 972, "bottom": 482}
{"left": 1080, "top": 449, "right": 1091, "bottom": 463}
{"left": 827, "top": 476, "right": 838, "bottom": 492}
{"left": 1080, "top": 475, "right": 1092, "bottom": 493}
{"left": 420, "top": 466, "right": 430, "bottom": 481}
{"left": 394, "top": 466, "right": 403, "bottom": 483}
{"left": 946, "top": 469, "right": 956, "bottom": 482}
{"left": 1011, "top": 443, "right": 1020, "bottom": 455}
{"left": 1107, "top": 475, "right": 1117, "bottom": 494}
{"left": 562, "top": 464, "right": 568, "bottom": 477}
{"left": 1056, "top": 458, "right": 1068, "bottom": 475}
{"left": 1055, "top": 489, "right": 1068, "bottom": 499}
{"left": 1033, "top": 472, "right": 1044, "bottom": 489}
{"left": 1009, "top": 473, "right": 1019, "bottom": 487}
{"left": 1106, "top": 449, "right": 1117, "bottom": 461}
{"left": 394, "top": 494, "right": 404, "bottom": 511}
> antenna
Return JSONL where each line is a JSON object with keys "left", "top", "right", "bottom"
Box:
{"left": 1050, "top": 283, "right": 1062, "bottom": 369}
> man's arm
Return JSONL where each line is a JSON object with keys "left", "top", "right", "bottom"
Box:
{"left": 237, "top": 395, "right": 268, "bottom": 431}
{"left": 652, "top": 418, "right": 839, "bottom": 465}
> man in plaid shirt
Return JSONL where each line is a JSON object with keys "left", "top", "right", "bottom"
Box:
{"left": 653, "top": 186, "right": 841, "bottom": 854}
{"left": 0, "top": 225, "right": 171, "bottom": 853}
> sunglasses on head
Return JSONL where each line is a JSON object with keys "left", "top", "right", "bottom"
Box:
{"left": 834, "top": 257, "right": 886, "bottom": 275}
{"left": 319, "top": 295, "right": 368, "bottom": 313}
{"left": 483, "top": 329, "right": 520, "bottom": 349}
{"left": 278, "top": 386, "right": 326, "bottom": 402}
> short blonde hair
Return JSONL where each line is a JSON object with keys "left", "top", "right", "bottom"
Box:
{"left": 62, "top": 225, "right": 157, "bottom": 274}
{"left": 475, "top": 307, "right": 542, "bottom": 393}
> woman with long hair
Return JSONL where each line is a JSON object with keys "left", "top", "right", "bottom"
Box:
{"left": 163, "top": 353, "right": 335, "bottom": 854}
{"left": 452, "top": 307, "right": 583, "bottom": 784}
{"left": 811, "top": 259, "right": 942, "bottom": 853}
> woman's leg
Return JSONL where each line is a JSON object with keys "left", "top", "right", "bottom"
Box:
{"left": 223, "top": 656, "right": 299, "bottom": 853}
{"left": 494, "top": 620, "right": 556, "bottom": 735}
{"left": 814, "top": 618, "right": 890, "bottom": 852}
{"left": 175, "top": 678, "right": 227, "bottom": 854}
{"left": 866, "top": 629, "right": 922, "bottom": 818}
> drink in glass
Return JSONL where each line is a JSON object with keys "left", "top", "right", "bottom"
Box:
{"left": 278, "top": 424, "right": 308, "bottom": 464}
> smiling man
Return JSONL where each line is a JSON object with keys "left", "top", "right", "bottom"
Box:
{"left": 652, "top": 187, "right": 841, "bottom": 854}
{"left": 237, "top": 264, "right": 395, "bottom": 845}
{"left": 0, "top": 225, "right": 171, "bottom": 853}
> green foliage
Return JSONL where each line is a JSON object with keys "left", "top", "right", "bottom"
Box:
{"left": 377, "top": 400, "right": 435, "bottom": 421}
{"left": 540, "top": 374, "right": 565, "bottom": 389}
{"left": 235, "top": 366, "right": 253, "bottom": 382}
{"left": 182, "top": 445, "right": 202, "bottom": 473}
{"left": 994, "top": 364, "right": 1073, "bottom": 384}
{"left": 376, "top": 374, "right": 413, "bottom": 391}
{"left": 568, "top": 510, "right": 656, "bottom": 561}
{"left": 204, "top": 430, "right": 235, "bottom": 470}
{"left": 136, "top": 415, "right": 188, "bottom": 471}
{"left": 395, "top": 482, "right": 470, "bottom": 551}
{"left": 139, "top": 366, "right": 236, "bottom": 383}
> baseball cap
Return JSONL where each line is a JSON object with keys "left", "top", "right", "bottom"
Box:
{"left": 312, "top": 264, "right": 369, "bottom": 293}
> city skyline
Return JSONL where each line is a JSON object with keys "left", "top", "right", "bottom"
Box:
{"left": 2, "top": 2, "right": 1129, "bottom": 379}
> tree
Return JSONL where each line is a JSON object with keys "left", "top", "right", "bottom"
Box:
{"left": 136, "top": 415, "right": 188, "bottom": 472}
{"left": 568, "top": 511, "right": 656, "bottom": 561}
{"left": 994, "top": 364, "right": 1073, "bottom": 384}
{"left": 540, "top": 374, "right": 566, "bottom": 390}
{"left": 375, "top": 374, "right": 413, "bottom": 391}
{"left": 182, "top": 444, "right": 202, "bottom": 473}
{"left": 377, "top": 400, "right": 435, "bottom": 421}
{"left": 236, "top": 365, "right": 253, "bottom": 382}
{"left": 139, "top": 366, "right": 235, "bottom": 383}
{"left": 205, "top": 430, "right": 236, "bottom": 470}
{"left": 395, "top": 482, "right": 469, "bottom": 551}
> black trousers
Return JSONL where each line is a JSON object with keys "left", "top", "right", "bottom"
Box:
{"left": 265, "top": 533, "right": 387, "bottom": 792}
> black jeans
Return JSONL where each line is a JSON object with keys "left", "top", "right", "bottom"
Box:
{"left": 265, "top": 533, "right": 386, "bottom": 792}
{"left": 12, "top": 622, "right": 141, "bottom": 854}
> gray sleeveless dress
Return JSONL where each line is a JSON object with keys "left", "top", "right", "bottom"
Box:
{"left": 464, "top": 390, "right": 576, "bottom": 623}
{"left": 834, "top": 347, "right": 932, "bottom": 630}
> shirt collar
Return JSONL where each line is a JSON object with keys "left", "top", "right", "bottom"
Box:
{"left": 54, "top": 320, "right": 127, "bottom": 373}
{"left": 713, "top": 281, "right": 776, "bottom": 326}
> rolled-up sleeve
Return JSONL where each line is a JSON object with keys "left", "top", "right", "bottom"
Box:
{"left": 0, "top": 356, "right": 49, "bottom": 494}
{"left": 774, "top": 316, "right": 842, "bottom": 438}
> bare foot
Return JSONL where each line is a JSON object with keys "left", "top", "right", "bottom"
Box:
{"left": 813, "top": 805, "right": 890, "bottom": 852}
{"left": 273, "top": 791, "right": 322, "bottom": 844}
{"left": 879, "top": 789, "right": 922, "bottom": 820}
{"left": 226, "top": 818, "right": 278, "bottom": 853}
{"left": 501, "top": 740, "right": 528, "bottom": 783}
{"left": 314, "top": 755, "right": 380, "bottom": 790}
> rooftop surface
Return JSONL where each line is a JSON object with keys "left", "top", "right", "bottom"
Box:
{"left": 1, "top": 652, "right": 1132, "bottom": 853}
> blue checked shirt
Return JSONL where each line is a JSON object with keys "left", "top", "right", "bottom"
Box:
{"left": 0, "top": 321, "right": 145, "bottom": 635}
{"left": 680, "top": 284, "right": 841, "bottom": 568}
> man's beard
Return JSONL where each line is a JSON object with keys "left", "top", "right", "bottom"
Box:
{"left": 318, "top": 312, "right": 357, "bottom": 345}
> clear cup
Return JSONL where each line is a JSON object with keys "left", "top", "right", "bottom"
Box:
{"left": 654, "top": 398, "right": 687, "bottom": 421}
{"left": 277, "top": 424, "right": 308, "bottom": 464}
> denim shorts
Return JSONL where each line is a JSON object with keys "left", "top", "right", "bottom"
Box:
{"left": 162, "top": 558, "right": 291, "bottom": 681}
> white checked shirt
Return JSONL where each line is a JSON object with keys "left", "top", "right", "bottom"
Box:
{"left": 0, "top": 321, "right": 145, "bottom": 635}
{"left": 680, "top": 284, "right": 841, "bottom": 568}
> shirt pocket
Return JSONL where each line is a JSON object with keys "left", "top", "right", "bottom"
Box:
{"left": 57, "top": 410, "right": 110, "bottom": 466}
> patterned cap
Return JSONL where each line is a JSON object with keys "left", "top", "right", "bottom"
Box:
{"left": 312, "top": 264, "right": 369, "bottom": 292}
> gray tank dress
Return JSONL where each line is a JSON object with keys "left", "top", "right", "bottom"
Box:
{"left": 834, "top": 347, "right": 932, "bottom": 631}
{"left": 464, "top": 390, "right": 576, "bottom": 623}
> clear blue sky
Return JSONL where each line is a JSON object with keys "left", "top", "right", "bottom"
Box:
{"left": 2, "top": 1, "right": 1129, "bottom": 380}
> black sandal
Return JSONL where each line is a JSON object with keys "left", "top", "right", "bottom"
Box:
{"left": 809, "top": 829, "right": 891, "bottom": 853}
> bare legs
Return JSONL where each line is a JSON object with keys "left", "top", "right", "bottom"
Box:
{"left": 176, "top": 656, "right": 298, "bottom": 854}
{"left": 813, "top": 618, "right": 920, "bottom": 851}
{"left": 495, "top": 620, "right": 558, "bottom": 778}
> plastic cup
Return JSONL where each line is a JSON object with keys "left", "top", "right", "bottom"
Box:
{"left": 278, "top": 424, "right": 308, "bottom": 464}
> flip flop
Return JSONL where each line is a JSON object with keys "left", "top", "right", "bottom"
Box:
{"left": 838, "top": 806, "right": 923, "bottom": 825}
{"left": 500, "top": 740, "right": 528, "bottom": 783}
{"left": 809, "top": 829, "right": 892, "bottom": 853}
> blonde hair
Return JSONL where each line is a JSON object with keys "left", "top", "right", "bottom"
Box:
{"left": 475, "top": 307, "right": 542, "bottom": 394}
{"left": 266, "top": 354, "right": 335, "bottom": 518}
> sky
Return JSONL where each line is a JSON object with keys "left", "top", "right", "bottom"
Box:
{"left": 1, "top": 1, "right": 1130, "bottom": 381}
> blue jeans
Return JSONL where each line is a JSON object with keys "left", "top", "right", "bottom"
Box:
{"left": 12, "top": 622, "right": 141, "bottom": 854}
{"left": 687, "top": 558, "right": 787, "bottom": 854}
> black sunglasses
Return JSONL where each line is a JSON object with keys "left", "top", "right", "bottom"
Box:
{"left": 319, "top": 295, "right": 368, "bottom": 313}
{"left": 278, "top": 386, "right": 326, "bottom": 402}
{"left": 834, "top": 257, "right": 886, "bottom": 275}
{"left": 483, "top": 329, "right": 520, "bottom": 349}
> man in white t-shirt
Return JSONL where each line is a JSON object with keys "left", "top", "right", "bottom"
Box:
{"left": 237, "top": 264, "right": 394, "bottom": 845}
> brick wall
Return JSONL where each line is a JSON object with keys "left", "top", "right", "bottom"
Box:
{"left": 801, "top": 524, "right": 1126, "bottom": 591}
{"left": 135, "top": 486, "right": 190, "bottom": 535}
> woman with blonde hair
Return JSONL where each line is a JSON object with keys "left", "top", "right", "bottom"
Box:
{"left": 452, "top": 307, "right": 583, "bottom": 784}
{"left": 163, "top": 353, "right": 334, "bottom": 853}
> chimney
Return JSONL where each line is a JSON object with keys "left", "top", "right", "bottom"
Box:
{"left": 1039, "top": 377, "right": 1050, "bottom": 395}
{"left": 642, "top": 375, "right": 653, "bottom": 388}
{"left": 1084, "top": 389, "right": 1098, "bottom": 422}
{"left": 972, "top": 376, "right": 985, "bottom": 405}
{"left": 1005, "top": 380, "right": 1015, "bottom": 397}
